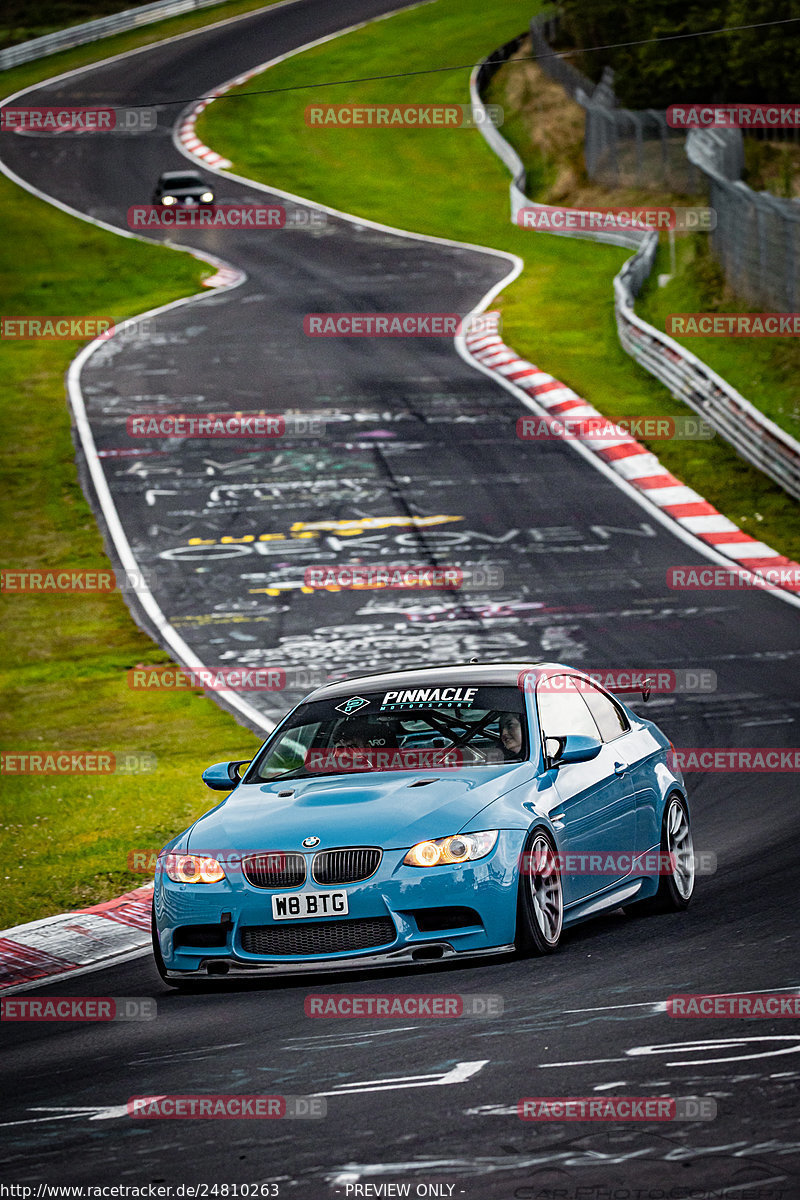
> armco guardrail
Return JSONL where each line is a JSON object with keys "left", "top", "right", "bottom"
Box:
{"left": 473, "top": 35, "right": 528, "bottom": 197}
{"left": 615, "top": 270, "right": 800, "bottom": 503}
{"left": 472, "top": 40, "right": 646, "bottom": 253}
{"left": 470, "top": 32, "right": 800, "bottom": 505}
{"left": 0, "top": 0, "right": 229, "bottom": 71}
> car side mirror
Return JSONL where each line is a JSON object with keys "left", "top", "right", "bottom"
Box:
{"left": 201, "top": 760, "right": 250, "bottom": 790}
{"left": 548, "top": 734, "right": 602, "bottom": 767}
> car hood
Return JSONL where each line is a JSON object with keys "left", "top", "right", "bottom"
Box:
{"left": 185, "top": 765, "right": 532, "bottom": 853}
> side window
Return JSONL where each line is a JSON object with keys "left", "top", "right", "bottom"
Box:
{"left": 536, "top": 676, "right": 601, "bottom": 745}
{"left": 581, "top": 682, "right": 630, "bottom": 742}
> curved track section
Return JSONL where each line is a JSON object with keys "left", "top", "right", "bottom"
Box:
{"left": 1, "top": 1, "right": 799, "bottom": 1194}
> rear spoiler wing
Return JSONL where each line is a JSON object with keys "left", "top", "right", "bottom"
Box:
{"left": 606, "top": 677, "right": 653, "bottom": 703}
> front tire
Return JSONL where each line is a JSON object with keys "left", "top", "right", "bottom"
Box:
{"left": 516, "top": 830, "right": 563, "bottom": 955}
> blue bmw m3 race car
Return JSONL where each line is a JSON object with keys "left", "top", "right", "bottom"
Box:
{"left": 152, "top": 662, "right": 694, "bottom": 986}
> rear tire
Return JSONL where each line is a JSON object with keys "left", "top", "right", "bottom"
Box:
{"left": 516, "top": 830, "right": 563, "bottom": 955}
{"left": 653, "top": 794, "right": 695, "bottom": 911}
{"left": 628, "top": 794, "right": 695, "bottom": 915}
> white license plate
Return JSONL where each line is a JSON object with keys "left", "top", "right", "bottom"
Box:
{"left": 271, "top": 890, "right": 349, "bottom": 920}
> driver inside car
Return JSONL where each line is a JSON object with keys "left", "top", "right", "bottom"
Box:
{"left": 332, "top": 721, "right": 371, "bottom": 749}
{"left": 499, "top": 713, "right": 523, "bottom": 760}
{"left": 331, "top": 719, "right": 398, "bottom": 749}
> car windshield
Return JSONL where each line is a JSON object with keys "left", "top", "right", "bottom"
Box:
{"left": 246, "top": 685, "right": 528, "bottom": 782}
{"left": 161, "top": 175, "right": 204, "bottom": 189}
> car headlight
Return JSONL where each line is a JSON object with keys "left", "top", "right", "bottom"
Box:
{"left": 164, "top": 853, "right": 225, "bottom": 883}
{"left": 404, "top": 830, "right": 498, "bottom": 868}
{"left": 200, "top": 192, "right": 214, "bottom": 203}
{"left": 161, "top": 195, "right": 177, "bottom": 206}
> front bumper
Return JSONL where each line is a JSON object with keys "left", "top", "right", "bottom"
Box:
{"left": 154, "top": 831, "right": 525, "bottom": 976}
{"left": 163, "top": 942, "right": 516, "bottom": 981}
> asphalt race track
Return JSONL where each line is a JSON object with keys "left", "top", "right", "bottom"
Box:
{"left": 1, "top": 0, "right": 799, "bottom": 1194}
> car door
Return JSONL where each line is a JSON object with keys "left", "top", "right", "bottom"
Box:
{"left": 536, "top": 675, "right": 637, "bottom": 904}
{"left": 579, "top": 680, "right": 660, "bottom": 853}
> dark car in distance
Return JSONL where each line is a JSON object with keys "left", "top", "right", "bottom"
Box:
{"left": 151, "top": 170, "right": 215, "bottom": 207}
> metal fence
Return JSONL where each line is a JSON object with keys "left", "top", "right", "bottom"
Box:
{"left": 687, "top": 129, "right": 800, "bottom": 312}
{"left": 471, "top": 31, "right": 800, "bottom": 505}
{"left": 581, "top": 101, "right": 703, "bottom": 194}
{"left": 530, "top": 12, "right": 800, "bottom": 315}
{"left": 530, "top": 15, "right": 702, "bottom": 195}
{"left": 527, "top": 11, "right": 593, "bottom": 101}
{"left": 0, "top": 0, "right": 230, "bottom": 71}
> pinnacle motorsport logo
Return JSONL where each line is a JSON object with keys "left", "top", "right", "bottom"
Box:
{"left": 379, "top": 686, "right": 478, "bottom": 710}
{"left": 334, "top": 696, "right": 371, "bottom": 715}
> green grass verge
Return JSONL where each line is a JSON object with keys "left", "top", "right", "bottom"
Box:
{"left": 0, "top": 175, "right": 263, "bottom": 929}
{"left": 199, "top": 0, "right": 800, "bottom": 561}
{"left": 0, "top": 4, "right": 293, "bottom": 928}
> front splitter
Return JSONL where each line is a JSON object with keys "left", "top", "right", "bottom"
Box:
{"left": 165, "top": 941, "right": 517, "bottom": 980}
